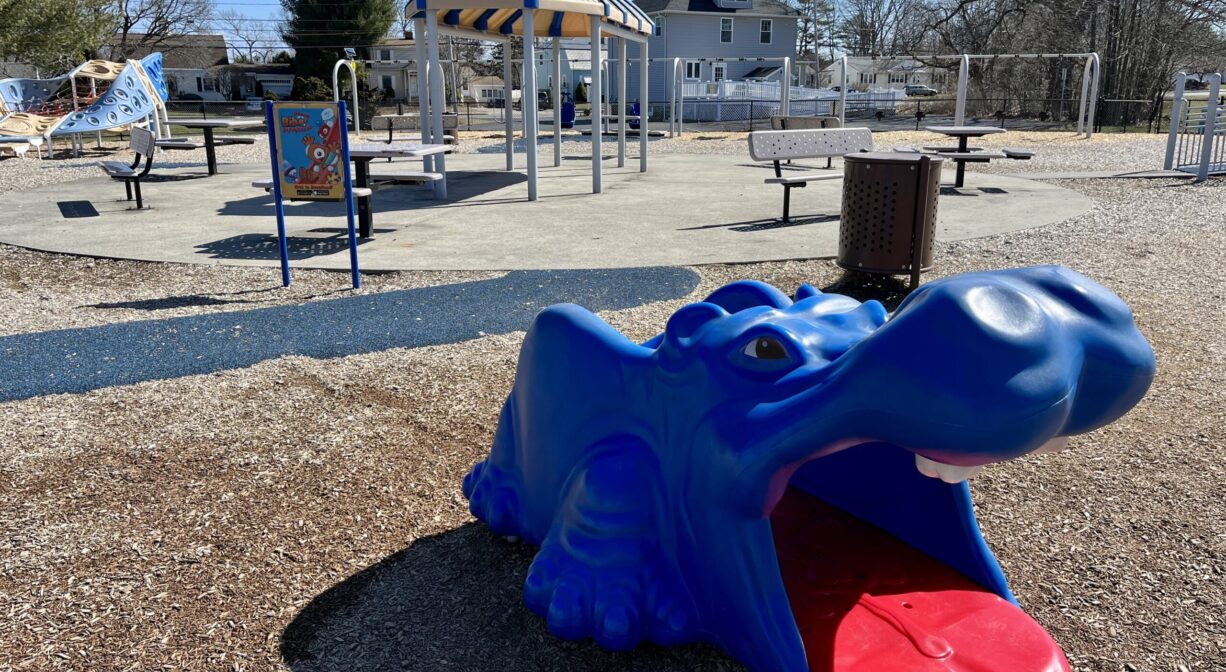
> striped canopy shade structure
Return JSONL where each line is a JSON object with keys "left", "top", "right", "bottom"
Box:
{"left": 411, "top": 0, "right": 654, "bottom": 200}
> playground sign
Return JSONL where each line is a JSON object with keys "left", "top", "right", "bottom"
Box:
{"left": 272, "top": 102, "right": 346, "bottom": 201}
{"left": 265, "top": 100, "right": 361, "bottom": 289}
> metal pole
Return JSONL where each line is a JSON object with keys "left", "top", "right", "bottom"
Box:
{"left": 1196, "top": 73, "right": 1222, "bottom": 182}
{"left": 591, "top": 16, "right": 603, "bottom": 193}
{"left": 1086, "top": 52, "right": 1101, "bottom": 138}
{"left": 618, "top": 38, "right": 627, "bottom": 168}
{"left": 337, "top": 100, "right": 361, "bottom": 289}
{"left": 503, "top": 38, "right": 514, "bottom": 171}
{"left": 264, "top": 102, "right": 291, "bottom": 287}
{"left": 839, "top": 56, "right": 847, "bottom": 126}
{"left": 448, "top": 36, "right": 458, "bottom": 107}
{"left": 671, "top": 57, "right": 681, "bottom": 137}
{"left": 426, "top": 12, "right": 447, "bottom": 199}
{"left": 1077, "top": 56, "right": 1092, "bottom": 134}
{"left": 676, "top": 58, "right": 684, "bottom": 137}
{"left": 523, "top": 13, "right": 539, "bottom": 201}
{"left": 781, "top": 56, "right": 790, "bottom": 116}
{"left": 553, "top": 38, "right": 562, "bottom": 167}
{"left": 955, "top": 54, "right": 968, "bottom": 125}
{"left": 640, "top": 39, "right": 648, "bottom": 173}
{"left": 414, "top": 20, "right": 433, "bottom": 173}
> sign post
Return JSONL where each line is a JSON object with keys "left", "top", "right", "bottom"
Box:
{"left": 265, "top": 100, "right": 361, "bottom": 289}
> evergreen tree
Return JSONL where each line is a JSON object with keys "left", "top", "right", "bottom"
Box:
{"left": 281, "top": 0, "right": 396, "bottom": 85}
{"left": 0, "top": 0, "right": 114, "bottom": 73}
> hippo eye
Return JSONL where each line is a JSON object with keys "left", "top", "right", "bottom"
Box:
{"left": 743, "top": 336, "right": 788, "bottom": 360}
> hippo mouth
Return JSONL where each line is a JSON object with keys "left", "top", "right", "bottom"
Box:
{"left": 766, "top": 442, "right": 1071, "bottom": 672}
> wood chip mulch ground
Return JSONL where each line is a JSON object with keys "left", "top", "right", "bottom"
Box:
{"left": 0, "top": 137, "right": 1222, "bottom": 672}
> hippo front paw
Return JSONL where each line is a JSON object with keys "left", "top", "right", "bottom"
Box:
{"left": 523, "top": 541, "right": 698, "bottom": 650}
{"left": 462, "top": 460, "right": 524, "bottom": 538}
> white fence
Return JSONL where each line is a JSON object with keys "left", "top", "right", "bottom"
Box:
{"left": 678, "top": 79, "right": 907, "bottom": 122}
{"left": 1164, "top": 72, "right": 1224, "bottom": 182}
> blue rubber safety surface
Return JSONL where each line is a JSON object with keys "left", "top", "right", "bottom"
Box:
{"left": 0, "top": 268, "right": 699, "bottom": 403}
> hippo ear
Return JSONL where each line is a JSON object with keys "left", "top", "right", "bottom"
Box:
{"left": 703, "top": 281, "right": 793, "bottom": 313}
{"left": 795, "top": 284, "right": 821, "bottom": 301}
{"left": 664, "top": 302, "right": 727, "bottom": 346}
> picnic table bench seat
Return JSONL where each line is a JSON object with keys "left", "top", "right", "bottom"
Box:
{"left": 747, "top": 127, "right": 874, "bottom": 222}
{"left": 923, "top": 144, "right": 984, "bottom": 152}
{"left": 367, "top": 170, "right": 443, "bottom": 183}
{"left": 1002, "top": 147, "right": 1035, "bottom": 159}
{"left": 250, "top": 178, "right": 374, "bottom": 198}
{"left": 933, "top": 151, "right": 1007, "bottom": 162}
{"left": 155, "top": 138, "right": 205, "bottom": 150}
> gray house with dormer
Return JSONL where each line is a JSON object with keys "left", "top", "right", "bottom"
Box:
{"left": 614, "top": 0, "right": 800, "bottom": 102}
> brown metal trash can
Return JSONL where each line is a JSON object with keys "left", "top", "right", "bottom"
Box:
{"left": 838, "top": 152, "right": 943, "bottom": 288}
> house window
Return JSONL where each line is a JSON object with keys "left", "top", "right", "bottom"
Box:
{"left": 654, "top": 19, "right": 662, "bottom": 36}
{"left": 685, "top": 61, "right": 701, "bottom": 80}
{"left": 381, "top": 74, "right": 395, "bottom": 92}
{"left": 713, "top": 63, "right": 727, "bottom": 81}
{"left": 759, "top": 19, "right": 772, "bottom": 44}
{"left": 859, "top": 72, "right": 875, "bottom": 85}
{"left": 720, "top": 17, "right": 733, "bottom": 44}
{"left": 379, "top": 49, "right": 392, "bottom": 61}
{"left": 932, "top": 72, "right": 946, "bottom": 85}
{"left": 889, "top": 73, "right": 907, "bottom": 84}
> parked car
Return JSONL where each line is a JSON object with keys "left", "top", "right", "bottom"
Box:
{"left": 905, "top": 84, "right": 939, "bottom": 97}
{"left": 514, "top": 90, "right": 553, "bottom": 110}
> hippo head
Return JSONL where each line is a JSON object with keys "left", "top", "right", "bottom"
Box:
{"left": 640, "top": 266, "right": 1155, "bottom": 671}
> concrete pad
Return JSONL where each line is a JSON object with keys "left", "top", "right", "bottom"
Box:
{"left": 0, "top": 153, "right": 1091, "bottom": 271}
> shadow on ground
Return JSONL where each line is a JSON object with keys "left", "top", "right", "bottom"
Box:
{"left": 215, "top": 171, "right": 528, "bottom": 219}
{"left": 196, "top": 232, "right": 375, "bottom": 260}
{"left": 281, "top": 523, "right": 741, "bottom": 672}
{"left": 822, "top": 271, "right": 914, "bottom": 312}
{"left": 0, "top": 267, "right": 699, "bottom": 402}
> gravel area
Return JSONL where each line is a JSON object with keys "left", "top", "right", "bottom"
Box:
{"left": 0, "top": 133, "right": 1221, "bottom": 671}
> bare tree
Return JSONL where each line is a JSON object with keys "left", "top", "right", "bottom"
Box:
{"left": 111, "top": 0, "right": 215, "bottom": 57}
{"left": 836, "top": 0, "right": 924, "bottom": 55}
{"left": 216, "top": 8, "right": 268, "bottom": 63}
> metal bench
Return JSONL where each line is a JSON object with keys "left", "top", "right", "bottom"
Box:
{"left": 747, "top": 127, "right": 873, "bottom": 222}
{"left": 771, "top": 116, "right": 844, "bottom": 167}
{"left": 98, "top": 126, "right": 156, "bottom": 209}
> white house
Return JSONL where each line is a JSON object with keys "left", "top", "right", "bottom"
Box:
{"left": 369, "top": 38, "right": 421, "bottom": 101}
{"left": 820, "top": 57, "right": 953, "bottom": 91}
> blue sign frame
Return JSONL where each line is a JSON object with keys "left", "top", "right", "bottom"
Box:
{"left": 264, "top": 100, "right": 361, "bottom": 289}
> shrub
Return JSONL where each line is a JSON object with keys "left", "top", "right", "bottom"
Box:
{"left": 574, "top": 81, "right": 588, "bottom": 105}
{"left": 292, "top": 76, "right": 333, "bottom": 101}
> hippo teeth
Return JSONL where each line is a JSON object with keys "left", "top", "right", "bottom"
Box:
{"left": 914, "top": 455, "right": 984, "bottom": 483}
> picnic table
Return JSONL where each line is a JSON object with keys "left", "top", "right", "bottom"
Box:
{"left": 923, "top": 126, "right": 1007, "bottom": 188}
{"left": 162, "top": 118, "right": 264, "bottom": 175}
{"left": 347, "top": 142, "right": 451, "bottom": 237}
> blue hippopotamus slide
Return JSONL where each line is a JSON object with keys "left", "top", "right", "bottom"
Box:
{"left": 462, "top": 265, "right": 1155, "bottom": 672}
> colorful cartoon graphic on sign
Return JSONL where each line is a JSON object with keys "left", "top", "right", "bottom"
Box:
{"left": 272, "top": 102, "right": 346, "bottom": 200}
